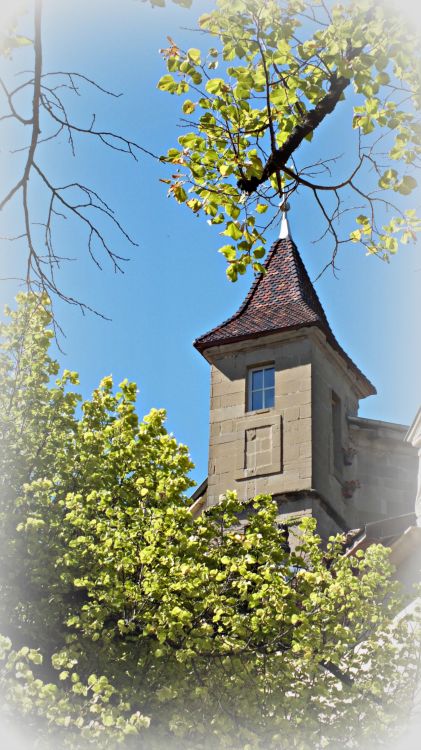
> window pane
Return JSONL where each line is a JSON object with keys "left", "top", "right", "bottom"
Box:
{"left": 264, "top": 367, "right": 274, "bottom": 388}
{"left": 264, "top": 387, "right": 275, "bottom": 408}
{"left": 251, "top": 390, "right": 263, "bottom": 410}
{"left": 252, "top": 369, "right": 263, "bottom": 390}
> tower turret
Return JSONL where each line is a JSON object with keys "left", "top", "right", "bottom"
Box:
{"left": 193, "top": 223, "right": 416, "bottom": 537}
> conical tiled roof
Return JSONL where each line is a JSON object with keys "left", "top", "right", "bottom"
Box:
{"left": 194, "top": 235, "right": 375, "bottom": 396}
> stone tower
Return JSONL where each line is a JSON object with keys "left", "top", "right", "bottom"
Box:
{"left": 192, "top": 224, "right": 417, "bottom": 538}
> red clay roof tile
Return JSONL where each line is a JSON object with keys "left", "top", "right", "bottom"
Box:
{"left": 194, "top": 236, "right": 375, "bottom": 396}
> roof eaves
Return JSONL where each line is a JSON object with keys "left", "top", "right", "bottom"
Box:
{"left": 196, "top": 319, "right": 376, "bottom": 397}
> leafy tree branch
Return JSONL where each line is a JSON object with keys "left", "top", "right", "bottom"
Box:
{"left": 159, "top": 0, "right": 421, "bottom": 279}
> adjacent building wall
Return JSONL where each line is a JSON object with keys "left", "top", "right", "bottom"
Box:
{"left": 348, "top": 417, "right": 417, "bottom": 524}
{"left": 406, "top": 408, "right": 421, "bottom": 526}
{"left": 309, "top": 331, "right": 417, "bottom": 530}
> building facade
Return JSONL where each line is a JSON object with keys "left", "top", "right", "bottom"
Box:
{"left": 191, "top": 225, "right": 418, "bottom": 542}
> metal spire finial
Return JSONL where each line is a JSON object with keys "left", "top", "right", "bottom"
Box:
{"left": 279, "top": 199, "right": 290, "bottom": 239}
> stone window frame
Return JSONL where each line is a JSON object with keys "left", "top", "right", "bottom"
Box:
{"left": 246, "top": 362, "right": 275, "bottom": 413}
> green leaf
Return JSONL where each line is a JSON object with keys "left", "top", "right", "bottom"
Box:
{"left": 187, "top": 48, "right": 201, "bottom": 66}
{"left": 226, "top": 264, "right": 238, "bottom": 282}
{"left": 218, "top": 244, "right": 237, "bottom": 261}
{"left": 14, "top": 36, "right": 32, "bottom": 47}
{"left": 222, "top": 222, "right": 243, "bottom": 240}
{"left": 205, "top": 78, "right": 227, "bottom": 95}
{"left": 173, "top": 184, "right": 187, "bottom": 203}
{"left": 157, "top": 74, "right": 178, "bottom": 93}
{"left": 226, "top": 204, "right": 240, "bottom": 219}
{"left": 398, "top": 175, "right": 417, "bottom": 195}
{"left": 182, "top": 100, "right": 196, "bottom": 114}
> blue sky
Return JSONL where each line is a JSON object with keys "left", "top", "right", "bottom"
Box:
{"left": 0, "top": 0, "right": 420, "bottom": 486}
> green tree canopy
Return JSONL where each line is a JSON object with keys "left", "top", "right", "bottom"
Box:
{"left": 159, "top": 0, "right": 421, "bottom": 279}
{"left": 0, "top": 294, "right": 420, "bottom": 749}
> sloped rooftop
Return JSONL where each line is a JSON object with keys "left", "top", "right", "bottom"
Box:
{"left": 194, "top": 235, "right": 375, "bottom": 396}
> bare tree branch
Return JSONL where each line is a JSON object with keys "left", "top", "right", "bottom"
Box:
{"left": 0, "top": 0, "right": 159, "bottom": 325}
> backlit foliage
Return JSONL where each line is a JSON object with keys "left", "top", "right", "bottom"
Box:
{"left": 0, "top": 294, "right": 420, "bottom": 748}
{"left": 159, "top": 0, "right": 421, "bottom": 279}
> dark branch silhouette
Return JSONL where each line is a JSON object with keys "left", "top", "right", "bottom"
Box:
{"left": 0, "top": 0, "right": 159, "bottom": 322}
